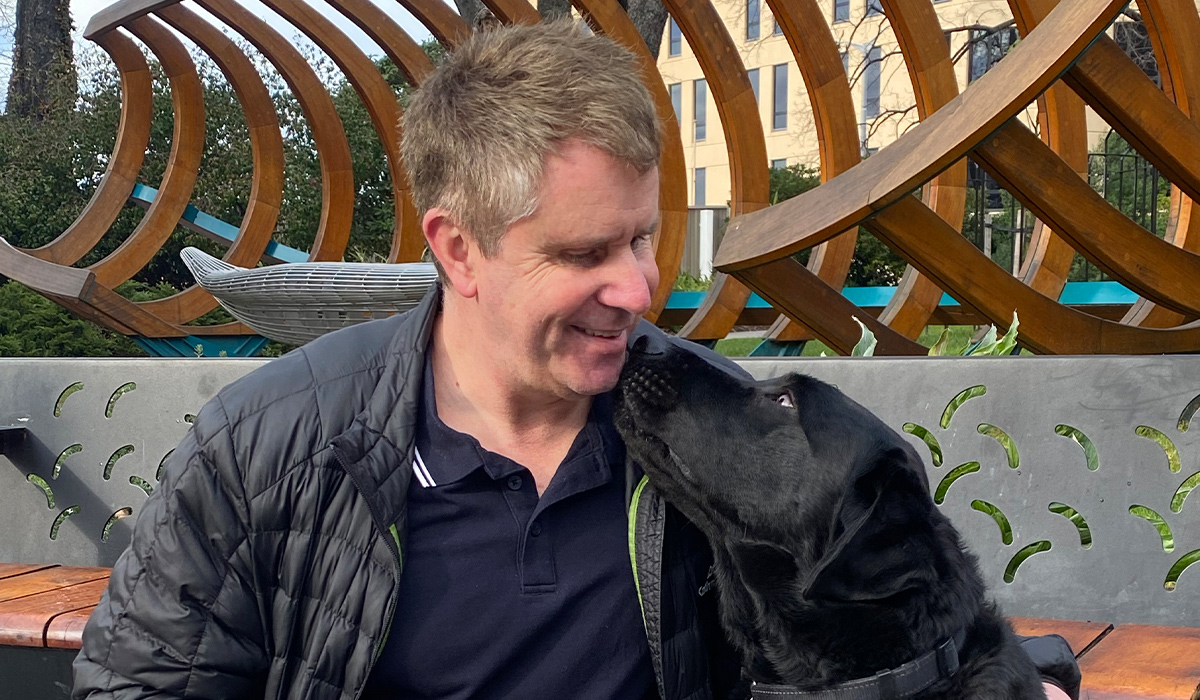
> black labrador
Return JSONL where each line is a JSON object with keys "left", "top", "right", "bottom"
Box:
{"left": 613, "top": 339, "right": 1045, "bottom": 699}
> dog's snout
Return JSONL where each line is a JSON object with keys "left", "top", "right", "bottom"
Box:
{"left": 621, "top": 362, "right": 678, "bottom": 410}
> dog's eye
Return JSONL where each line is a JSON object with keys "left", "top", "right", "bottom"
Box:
{"left": 776, "top": 392, "right": 795, "bottom": 409}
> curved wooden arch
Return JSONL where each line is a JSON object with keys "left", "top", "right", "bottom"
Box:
{"left": 324, "top": 0, "right": 436, "bottom": 86}
{"left": 256, "top": 0, "right": 421, "bottom": 263}
{"left": 867, "top": 195, "right": 1200, "bottom": 354}
{"left": 25, "top": 30, "right": 152, "bottom": 267}
{"left": 392, "top": 0, "right": 471, "bottom": 47}
{"left": 137, "top": 2, "right": 285, "bottom": 324}
{"left": 664, "top": 0, "right": 770, "bottom": 342}
{"left": 562, "top": 0, "right": 690, "bottom": 324}
{"left": 715, "top": 0, "right": 1127, "bottom": 271}
{"left": 196, "top": 0, "right": 355, "bottom": 262}
{"left": 1118, "top": 0, "right": 1200, "bottom": 328}
{"left": 870, "top": 0, "right": 967, "bottom": 339}
{"left": 87, "top": 16, "right": 205, "bottom": 290}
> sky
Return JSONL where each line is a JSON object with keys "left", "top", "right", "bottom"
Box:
{"left": 1, "top": 0, "right": 447, "bottom": 104}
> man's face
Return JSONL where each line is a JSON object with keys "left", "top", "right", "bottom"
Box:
{"left": 471, "top": 140, "right": 661, "bottom": 401}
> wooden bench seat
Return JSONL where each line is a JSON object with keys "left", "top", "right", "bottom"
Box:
{"left": 2, "top": 564, "right": 1197, "bottom": 697}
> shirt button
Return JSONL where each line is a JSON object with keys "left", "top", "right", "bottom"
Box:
{"left": 507, "top": 475, "right": 523, "bottom": 491}
{"left": 530, "top": 523, "right": 543, "bottom": 537}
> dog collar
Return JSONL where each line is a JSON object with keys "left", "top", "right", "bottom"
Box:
{"left": 749, "top": 629, "right": 967, "bottom": 700}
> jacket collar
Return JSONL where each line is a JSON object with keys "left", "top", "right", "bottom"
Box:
{"left": 329, "top": 283, "right": 441, "bottom": 532}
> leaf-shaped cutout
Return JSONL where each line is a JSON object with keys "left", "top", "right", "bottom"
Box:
{"left": 53, "top": 382, "right": 84, "bottom": 418}
{"left": 971, "top": 499, "right": 1013, "bottom": 545}
{"left": 902, "top": 423, "right": 943, "bottom": 467}
{"left": 103, "top": 445, "right": 135, "bottom": 481}
{"left": 1171, "top": 471, "right": 1200, "bottom": 514}
{"left": 129, "top": 475, "right": 153, "bottom": 496}
{"left": 1004, "top": 541, "right": 1052, "bottom": 583}
{"left": 1129, "top": 505, "right": 1175, "bottom": 552}
{"left": 1165, "top": 549, "right": 1200, "bottom": 591}
{"left": 1179, "top": 393, "right": 1200, "bottom": 433}
{"left": 1054, "top": 425, "right": 1099, "bottom": 472}
{"left": 50, "top": 505, "right": 80, "bottom": 540}
{"left": 52, "top": 443, "right": 82, "bottom": 480}
{"left": 183, "top": 414, "right": 196, "bottom": 424}
{"left": 105, "top": 382, "right": 137, "bottom": 418}
{"left": 156, "top": 449, "right": 173, "bottom": 482}
{"left": 978, "top": 424, "right": 1019, "bottom": 469}
{"left": 26, "top": 474, "right": 55, "bottom": 509}
{"left": 1135, "top": 426, "right": 1181, "bottom": 473}
{"left": 934, "top": 461, "right": 981, "bottom": 505}
{"left": 101, "top": 507, "right": 133, "bottom": 542}
{"left": 940, "top": 386, "right": 987, "bottom": 429}
{"left": 1048, "top": 502, "right": 1092, "bottom": 548}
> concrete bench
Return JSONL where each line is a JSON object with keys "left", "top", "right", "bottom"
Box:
{"left": 3, "top": 355, "right": 1199, "bottom": 697}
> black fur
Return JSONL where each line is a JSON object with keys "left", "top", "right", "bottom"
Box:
{"left": 613, "top": 340, "right": 1043, "bottom": 698}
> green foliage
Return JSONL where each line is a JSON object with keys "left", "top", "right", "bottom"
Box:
{"left": 850, "top": 312, "right": 1021, "bottom": 357}
{"left": 673, "top": 272, "right": 712, "bottom": 291}
{"left": 0, "top": 281, "right": 146, "bottom": 357}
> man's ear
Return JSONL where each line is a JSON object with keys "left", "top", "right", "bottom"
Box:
{"left": 423, "top": 208, "right": 478, "bottom": 298}
{"left": 803, "top": 447, "right": 938, "bottom": 603}
{"left": 729, "top": 540, "right": 800, "bottom": 606}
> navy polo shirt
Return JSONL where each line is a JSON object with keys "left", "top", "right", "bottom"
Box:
{"left": 362, "top": 358, "right": 655, "bottom": 699}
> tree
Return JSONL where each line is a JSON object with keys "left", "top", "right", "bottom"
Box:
{"left": 5, "top": 0, "right": 76, "bottom": 119}
{"left": 450, "top": 0, "right": 670, "bottom": 60}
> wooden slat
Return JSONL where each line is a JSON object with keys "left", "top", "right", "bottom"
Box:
{"left": 864, "top": 195, "right": 1200, "bottom": 354}
{"left": 394, "top": 0, "right": 471, "bottom": 48}
{"left": 0, "top": 564, "right": 57, "bottom": 582}
{"left": 45, "top": 606, "right": 96, "bottom": 650}
{"left": 714, "top": 0, "right": 1126, "bottom": 271}
{"left": 973, "top": 120, "right": 1200, "bottom": 317}
{"left": 0, "top": 567, "right": 109, "bottom": 604}
{"left": 258, "top": 0, "right": 420, "bottom": 263}
{"left": 197, "top": 0, "right": 355, "bottom": 263}
{"left": 88, "top": 17, "right": 205, "bottom": 290}
{"left": 664, "top": 0, "right": 769, "bottom": 341}
{"left": 0, "top": 579, "right": 110, "bottom": 647}
{"left": 560, "top": 0, "right": 689, "bottom": 324}
{"left": 325, "top": 0, "right": 436, "bottom": 86}
{"left": 142, "top": 3, "right": 286, "bottom": 324}
{"left": 1078, "top": 624, "right": 1200, "bottom": 699}
{"left": 25, "top": 30, "right": 152, "bottom": 267}
{"left": 1009, "top": 616, "right": 1113, "bottom": 657}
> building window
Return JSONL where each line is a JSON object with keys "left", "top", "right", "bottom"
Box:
{"left": 841, "top": 50, "right": 849, "bottom": 76}
{"left": 833, "top": 0, "right": 849, "bottom": 22}
{"left": 694, "top": 78, "right": 707, "bottom": 141}
{"left": 863, "top": 46, "right": 881, "bottom": 120}
{"left": 772, "top": 64, "right": 787, "bottom": 130}
{"left": 746, "top": 0, "right": 760, "bottom": 40}
{"left": 773, "top": 18, "right": 782, "bottom": 35}
{"left": 866, "top": 0, "right": 882, "bottom": 16}
{"left": 669, "top": 18, "right": 682, "bottom": 57}
{"left": 694, "top": 167, "right": 707, "bottom": 206}
{"left": 771, "top": 158, "right": 788, "bottom": 170}
{"left": 747, "top": 68, "right": 760, "bottom": 104}
{"left": 968, "top": 26, "right": 1018, "bottom": 82}
{"left": 669, "top": 83, "right": 682, "bottom": 123}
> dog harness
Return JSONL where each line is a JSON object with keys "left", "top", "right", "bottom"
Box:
{"left": 749, "top": 629, "right": 966, "bottom": 700}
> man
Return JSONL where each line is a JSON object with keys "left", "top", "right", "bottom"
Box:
{"left": 73, "top": 19, "right": 1077, "bottom": 700}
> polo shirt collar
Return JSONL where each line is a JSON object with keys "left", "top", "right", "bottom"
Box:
{"left": 415, "top": 355, "right": 623, "bottom": 491}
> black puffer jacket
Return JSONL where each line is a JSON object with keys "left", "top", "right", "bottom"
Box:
{"left": 72, "top": 287, "right": 745, "bottom": 700}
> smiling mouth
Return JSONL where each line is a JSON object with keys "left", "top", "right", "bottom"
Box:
{"left": 573, "top": 326, "right": 626, "bottom": 339}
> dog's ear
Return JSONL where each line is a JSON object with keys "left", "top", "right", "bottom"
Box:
{"left": 803, "top": 446, "right": 938, "bottom": 603}
{"left": 730, "top": 540, "right": 800, "bottom": 604}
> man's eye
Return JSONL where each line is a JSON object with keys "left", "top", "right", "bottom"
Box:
{"left": 563, "top": 250, "right": 602, "bottom": 266}
{"left": 632, "top": 233, "right": 654, "bottom": 251}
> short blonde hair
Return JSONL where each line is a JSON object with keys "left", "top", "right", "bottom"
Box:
{"left": 401, "top": 19, "right": 662, "bottom": 256}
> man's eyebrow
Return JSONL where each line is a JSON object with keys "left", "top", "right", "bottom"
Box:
{"left": 550, "top": 221, "right": 661, "bottom": 250}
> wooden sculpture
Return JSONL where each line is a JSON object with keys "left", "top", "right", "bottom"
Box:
{"left": 1, "top": 0, "right": 1198, "bottom": 354}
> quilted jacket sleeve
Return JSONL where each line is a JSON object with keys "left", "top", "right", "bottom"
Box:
{"left": 72, "top": 397, "right": 268, "bottom": 699}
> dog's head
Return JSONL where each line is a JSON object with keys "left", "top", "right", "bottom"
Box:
{"left": 614, "top": 338, "right": 948, "bottom": 614}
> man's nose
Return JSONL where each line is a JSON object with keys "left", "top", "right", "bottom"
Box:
{"left": 598, "top": 250, "right": 654, "bottom": 316}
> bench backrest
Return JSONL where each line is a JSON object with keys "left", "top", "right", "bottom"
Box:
{"left": 2, "top": 355, "right": 1198, "bottom": 627}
